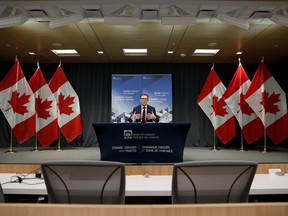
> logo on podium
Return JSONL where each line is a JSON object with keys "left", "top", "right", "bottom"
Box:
{"left": 123, "top": 130, "right": 133, "bottom": 139}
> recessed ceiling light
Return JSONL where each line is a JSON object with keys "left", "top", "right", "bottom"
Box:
{"left": 236, "top": 51, "right": 243, "bottom": 55}
{"left": 52, "top": 43, "right": 62, "bottom": 47}
{"left": 168, "top": 51, "right": 173, "bottom": 54}
{"left": 97, "top": 51, "right": 104, "bottom": 54}
{"left": 123, "top": 49, "right": 147, "bottom": 56}
{"left": 180, "top": 53, "right": 186, "bottom": 57}
{"left": 51, "top": 49, "right": 79, "bottom": 57}
{"left": 28, "top": 52, "right": 36, "bottom": 55}
{"left": 192, "top": 49, "right": 219, "bottom": 56}
{"left": 208, "top": 42, "right": 217, "bottom": 47}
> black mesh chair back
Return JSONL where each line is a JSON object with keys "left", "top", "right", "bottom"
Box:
{"left": 172, "top": 160, "right": 258, "bottom": 204}
{"left": 0, "top": 183, "right": 4, "bottom": 202}
{"left": 41, "top": 160, "right": 125, "bottom": 204}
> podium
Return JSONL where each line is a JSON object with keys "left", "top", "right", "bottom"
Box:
{"left": 92, "top": 123, "right": 191, "bottom": 163}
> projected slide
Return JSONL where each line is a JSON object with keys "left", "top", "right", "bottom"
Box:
{"left": 111, "top": 74, "right": 172, "bottom": 123}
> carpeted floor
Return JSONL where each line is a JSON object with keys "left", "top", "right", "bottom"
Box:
{"left": 0, "top": 146, "right": 287, "bottom": 165}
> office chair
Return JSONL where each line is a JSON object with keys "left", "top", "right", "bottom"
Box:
{"left": 0, "top": 182, "right": 4, "bottom": 202}
{"left": 172, "top": 160, "right": 258, "bottom": 204}
{"left": 41, "top": 160, "right": 125, "bottom": 204}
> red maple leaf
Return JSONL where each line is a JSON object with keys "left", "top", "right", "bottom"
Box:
{"left": 35, "top": 97, "right": 52, "bottom": 120}
{"left": 7, "top": 91, "right": 31, "bottom": 115}
{"left": 238, "top": 93, "right": 254, "bottom": 115}
{"left": 261, "top": 91, "right": 280, "bottom": 114}
{"left": 211, "top": 95, "right": 228, "bottom": 117}
{"left": 58, "top": 92, "right": 75, "bottom": 115}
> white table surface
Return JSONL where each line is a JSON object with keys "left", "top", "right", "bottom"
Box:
{"left": 250, "top": 173, "right": 288, "bottom": 195}
{"left": 1, "top": 173, "right": 288, "bottom": 196}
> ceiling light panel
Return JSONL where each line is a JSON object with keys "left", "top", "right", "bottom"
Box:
{"left": 84, "top": 9, "right": 103, "bottom": 22}
{"left": 271, "top": 8, "right": 288, "bottom": 27}
{"left": 0, "top": 6, "right": 28, "bottom": 28}
{"left": 123, "top": 49, "right": 147, "bottom": 56}
{"left": 49, "top": 7, "right": 83, "bottom": 28}
{"left": 217, "top": 12, "right": 249, "bottom": 30}
{"left": 197, "top": 10, "right": 215, "bottom": 22}
{"left": 141, "top": 9, "right": 159, "bottom": 22}
{"left": 192, "top": 49, "right": 219, "bottom": 56}
{"left": 27, "top": 9, "right": 49, "bottom": 22}
{"left": 51, "top": 49, "right": 79, "bottom": 57}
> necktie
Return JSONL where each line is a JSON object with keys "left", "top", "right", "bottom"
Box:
{"left": 142, "top": 106, "right": 146, "bottom": 123}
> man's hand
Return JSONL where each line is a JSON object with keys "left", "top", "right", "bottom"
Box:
{"left": 131, "top": 112, "right": 140, "bottom": 121}
{"left": 148, "top": 113, "right": 156, "bottom": 120}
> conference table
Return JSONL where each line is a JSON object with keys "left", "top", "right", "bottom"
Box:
{"left": 1, "top": 173, "right": 288, "bottom": 202}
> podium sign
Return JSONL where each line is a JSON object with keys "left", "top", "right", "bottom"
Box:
{"left": 92, "top": 123, "right": 191, "bottom": 163}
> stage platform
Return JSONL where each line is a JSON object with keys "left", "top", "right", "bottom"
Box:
{"left": 0, "top": 146, "right": 287, "bottom": 175}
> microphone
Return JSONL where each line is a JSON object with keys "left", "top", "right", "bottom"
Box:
{"left": 16, "top": 176, "right": 23, "bottom": 183}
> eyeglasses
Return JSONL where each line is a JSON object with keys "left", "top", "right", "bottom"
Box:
{"left": 140, "top": 98, "right": 148, "bottom": 100}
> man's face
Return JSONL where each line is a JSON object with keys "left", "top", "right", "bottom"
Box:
{"left": 140, "top": 95, "right": 148, "bottom": 106}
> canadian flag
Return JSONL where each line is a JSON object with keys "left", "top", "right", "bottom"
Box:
{"left": 29, "top": 66, "right": 58, "bottom": 147}
{"left": 222, "top": 63, "right": 264, "bottom": 144}
{"left": 196, "top": 67, "right": 236, "bottom": 144}
{"left": 0, "top": 60, "right": 36, "bottom": 143}
{"left": 48, "top": 65, "right": 82, "bottom": 142}
{"left": 244, "top": 61, "right": 288, "bottom": 144}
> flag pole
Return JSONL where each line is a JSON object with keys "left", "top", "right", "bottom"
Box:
{"left": 210, "top": 130, "right": 220, "bottom": 151}
{"left": 33, "top": 102, "right": 39, "bottom": 150}
{"left": 6, "top": 128, "right": 16, "bottom": 153}
{"left": 32, "top": 60, "right": 40, "bottom": 152}
{"left": 263, "top": 128, "right": 267, "bottom": 152}
{"left": 56, "top": 60, "right": 62, "bottom": 151}
{"left": 237, "top": 58, "right": 246, "bottom": 152}
{"left": 209, "top": 63, "right": 219, "bottom": 151}
{"left": 259, "top": 56, "right": 270, "bottom": 153}
{"left": 239, "top": 132, "right": 244, "bottom": 151}
{"left": 57, "top": 127, "right": 61, "bottom": 151}
{"left": 33, "top": 136, "right": 39, "bottom": 151}
{"left": 238, "top": 131, "right": 247, "bottom": 151}
{"left": 260, "top": 128, "right": 268, "bottom": 153}
{"left": 6, "top": 56, "right": 18, "bottom": 153}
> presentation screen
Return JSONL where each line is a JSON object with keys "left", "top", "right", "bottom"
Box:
{"left": 111, "top": 74, "right": 172, "bottom": 123}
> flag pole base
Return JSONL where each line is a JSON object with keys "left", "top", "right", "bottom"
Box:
{"left": 260, "top": 149, "right": 271, "bottom": 153}
{"left": 32, "top": 149, "right": 41, "bottom": 152}
{"left": 209, "top": 147, "right": 220, "bottom": 151}
{"left": 5, "top": 149, "right": 17, "bottom": 153}
{"left": 237, "top": 148, "right": 248, "bottom": 152}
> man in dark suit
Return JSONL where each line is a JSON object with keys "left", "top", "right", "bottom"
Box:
{"left": 130, "top": 93, "right": 159, "bottom": 123}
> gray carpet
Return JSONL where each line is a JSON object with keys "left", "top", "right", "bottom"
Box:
{"left": 0, "top": 146, "right": 287, "bottom": 164}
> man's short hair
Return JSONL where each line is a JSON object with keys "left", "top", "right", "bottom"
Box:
{"left": 140, "top": 93, "right": 149, "bottom": 99}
